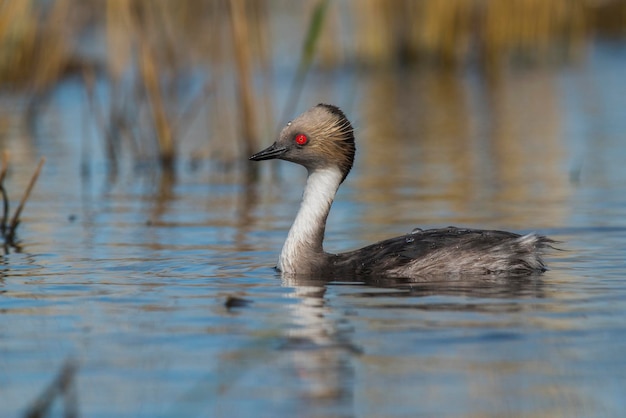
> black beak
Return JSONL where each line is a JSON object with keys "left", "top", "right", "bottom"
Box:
{"left": 249, "top": 142, "right": 287, "bottom": 161}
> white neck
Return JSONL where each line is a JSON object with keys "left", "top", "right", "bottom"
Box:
{"left": 278, "top": 167, "right": 343, "bottom": 274}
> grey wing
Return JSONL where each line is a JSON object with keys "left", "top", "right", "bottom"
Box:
{"left": 332, "top": 227, "right": 545, "bottom": 276}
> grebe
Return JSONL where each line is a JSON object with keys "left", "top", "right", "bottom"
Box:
{"left": 250, "top": 103, "right": 552, "bottom": 278}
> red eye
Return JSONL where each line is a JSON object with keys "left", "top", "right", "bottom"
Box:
{"left": 295, "top": 134, "right": 308, "bottom": 145}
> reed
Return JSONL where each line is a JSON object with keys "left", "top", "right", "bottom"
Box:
{"left": 8, "top": 157, "right": 45, "bottom": 239}
{"left": 97, "top": 0, "right": 218, "bottom": 170}
{"left": 280, "top": 0, "right": 330, "bottom": 126}
{"left": 228, "top": 0, "right": 259, "bottom": 160}
{"left": 24, "top": 360, "right": 78, "bottom": 418}
{"left": 2, "top": 0, "right": 626, "bottom": 168}
{"left": 0, "top": 154, "right": 45, "bottom": 252}
{"left": 0, "top": 152, "right": 9, "bottom": 232}
{"left": 103, "top": 0, "right": 166, "bottom": 168}
{"left": 350, "top": 0, "right": 597, "bottom": 68}
{"left": 3, "top": 0, "right": 626, "bottom": 86}
{"left": 0, "top": 0, "right": 77, "bottom": 90}
{"left": 139, "top": 41, "right": 176, "bottom": 168}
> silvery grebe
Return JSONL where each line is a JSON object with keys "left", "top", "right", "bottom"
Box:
{"left": 250, "top": 103, "right": 552, "bottom": 278}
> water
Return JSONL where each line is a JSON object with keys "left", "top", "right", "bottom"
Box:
{"left": 2, "top": 43, "right": 626, "bottom": 417}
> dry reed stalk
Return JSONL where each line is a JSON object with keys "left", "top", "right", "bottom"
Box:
{"left": 102, "top": 0, "right": 133, "bottom": 171}
{"left": 105, "top": 0, "right": 134, "bottom": 83}
{"left": 248, "top": 1, "right": 275, "bottom": 146}
{"left": 351, "top": 0, "right": 393, "bottom": 63}
{"left": 0, "top": 0, "right": 75, "bottom": 89}
{"left": 32, "top": 0, "right": 71, "bottom": 90}
{"left": 0, "top": 151, "right": 9, "bottom": 188}
{"left": 8, "top": 157, "right": 45, "bottom": 239}
{"left": 82, "top": 65, "right": 121, "bottom": 174}
{"left": 103, "top": 0, "right": 179, "bottom": 168}
{"left": 0, "top": 151, "right": 9, "bottom": 235}
{"left": 24, "top": 359, "right": 78, "bottom": 418}
{"left": 228, "top": 0, "right": 259, "bottom": 158}
{"left": 417, "top": 0, "right": 473, "bottom": 66}
{"left": 139, "top": 42, "right": 176, "bottom": 167}
{"left": 350, "top": 0, "right": 594, "bottom": 68}
{"left": 0, "top": 0, "right": 37, "bottom": 85}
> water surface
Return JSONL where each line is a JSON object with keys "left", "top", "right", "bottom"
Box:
{"left": 1, "top": 43, "right": 626, "bottom": 417}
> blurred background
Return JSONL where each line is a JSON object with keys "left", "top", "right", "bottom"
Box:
{"left": 2, "top": 0, "right": 626, "bottom": 231}
{"left": 3, "top": 1, "right": 626, "bottom": 417}
{"left": 2, "top": 0, "right": 625, "bottom": 167}
{"left": 1, "top": 0, "right": 626, "bottom": 232}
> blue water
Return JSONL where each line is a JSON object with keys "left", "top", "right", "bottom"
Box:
{"left": 2, "top": 43, "right": 626, "bottom": 417}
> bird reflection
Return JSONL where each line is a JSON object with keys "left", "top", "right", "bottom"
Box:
{"left": 277, "top": 271, "right": 545, "bottom": 417}
{"left": 279, "top": 277, "right": 360, "bottom": 417}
